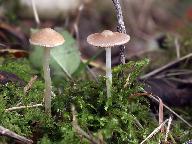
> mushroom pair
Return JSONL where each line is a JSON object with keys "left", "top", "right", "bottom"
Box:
{"left": 30, "top": 28, "right": 65, "bottom": 115}
{"left": 87, "top": 30, "right": 130, "bottom": 98}
{"left": 29, "top": 28, "right": 129, "bottom": 114}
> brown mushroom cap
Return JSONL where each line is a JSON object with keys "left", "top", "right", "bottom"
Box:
{"left": 87, "top": 30, "right": 130, "bottom": 48}
{"left": 29, "top": 28, "right": 65, "bottom": 47}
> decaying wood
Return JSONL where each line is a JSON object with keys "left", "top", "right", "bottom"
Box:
{"left": 0, "top": 126, "right": 33, "bottom": 144}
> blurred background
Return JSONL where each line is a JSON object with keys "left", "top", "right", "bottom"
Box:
{"left": 1, "top": 0, "right": 192, "bottom": 64}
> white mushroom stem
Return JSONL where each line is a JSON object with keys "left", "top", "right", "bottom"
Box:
{"left": 43, "top": 47, "right": 52, "bottom": 115}
{"left": 105, "top": 48, "right": 112, "bottom": 98}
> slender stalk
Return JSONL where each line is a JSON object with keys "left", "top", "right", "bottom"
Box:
{"left": 43, "top": 47, "right": 52, "bottom": 115}
{"left": 105, "top": 48, "right": 112, "bottom": 98}
{"left": 112, "top": 0, "right": 126, "bottom": 64}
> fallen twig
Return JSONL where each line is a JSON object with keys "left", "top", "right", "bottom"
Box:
{"left": 148, "top": 94, "right": 192, "bottom": 128}
{"left": 140, "top": 119, "right": 169, "bottom": 144}
{"left": 71, "top": 3, "right": 84, "bottom": 39}
{"left": 124, "top": 73, "right": 131, "bottom": 88}
{"left": 132, "top": 114, "right": 144, "bottom": 129}
{"left": 5, "top": 104, "right": 43, "bottom": 112}
{"left": 140, "top": 53, "right": 192, "bottom": 79}
{"left": 24, "top": 75, "right": 38, "bottom": 95}
{"left": 31, "top": 0, "right": 40, "bottom": 26}
{"left": 129, "top": 92, "right": 150, "bottom": 99}
{"left": 174, "top": 36, "right": 180, "bottom": 59}
{"left": 155, "top": 69, "right": 192, "bottom": 79}
{"left": 0, "top": 125, "right": 33, "bottom": 143}
{"left": 158, "top": 97, "right": 164, "bottom": 132}
{"left": 85, "top": 65, "right": 98, "bottom": 82}
{"left": 165, "top": 116, "right": 172, "bottom": 142}
{"left": 71, "top": 105, "right": 104, "bottom": 144}
{"left": 130, "top": 92, "right": 192, "bottom": 127}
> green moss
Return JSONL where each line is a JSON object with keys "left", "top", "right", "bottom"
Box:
{"left": 0, "top": 58, "right": 191, "bottom": 143}
{"left": 0, "top": 58, "right": 33, "bottom": 81}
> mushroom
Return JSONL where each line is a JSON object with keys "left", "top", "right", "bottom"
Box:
{"left": 29, "top": 28, "right": 65, "bottom": 115}
{"left": 87, "top": 30, "right": 130, "bottom": 98}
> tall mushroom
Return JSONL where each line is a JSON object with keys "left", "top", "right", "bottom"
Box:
{"left": 29, "top": 28, "right": 65, "bottom": 115}
{"left": 87, "top": 30, "right": 130, "bottom": 98}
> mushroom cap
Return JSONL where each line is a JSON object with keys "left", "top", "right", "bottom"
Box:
{"left": 87, "top": 30, "right": 130, "bottom": 48}
{"left": 29, "top": 28, "right": 65, "bottom": 47}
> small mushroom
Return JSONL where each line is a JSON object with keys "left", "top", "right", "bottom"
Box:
{"left": 87, "top": 30, "right": 130, "bottom": 97}
{"left": 29, "top": 28, "right": 65, "bottom": 115}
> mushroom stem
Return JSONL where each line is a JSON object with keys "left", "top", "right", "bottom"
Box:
{"left": 43, "top": 47, "right": 52, "bottom": 115}
{"left": 105, "top": 48, "right": 112, "bottom": 98}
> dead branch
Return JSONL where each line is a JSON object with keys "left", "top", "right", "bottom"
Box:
{"left": 124, "top": 73, "right": 131, "bottom": 88}
{"left": 140, "top": 53, "right": 192, "bottom": 79}
{"left": 130, "top": 92, "right": 192, "bottom": 127}
{"left": 148, "top": 94, "right": 192, "bottom": 128}
{"left": 31, "top": 0, "right": 40, "bottom": 27}
{"left": 71, "top": 105, "right": 104, "bottom": 144}
{"left": 140, "top": 119, "right": 169, "bottom": 144}
{"left": 165, "top": 116, "right": 172, "bottom": 142}
{"left": 155, "top": 69, "right": 192, "bottom": 79}
{"left": 0, "top": 126, "right": 33, "bottom": 144}
{"left": 5, "top": 104, "right": 43, "bottom": 112}
{"left": 158, "top": 97, "right": 164, "bottom": 132}
{"left": 24, "top": 75, "right": 38, "bottom": 95}
{"left": 174, "top": 36, "right": 180, "bottom": 59}
{"left": 71, "top": 3, "right": 84, "bottom": 38}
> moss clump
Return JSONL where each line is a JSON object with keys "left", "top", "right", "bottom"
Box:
{"left": 0, "top": 59, "right": 33, "bottom": 81}
{"left": 0, "top": 58, "right": 191, "bottom": 143}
